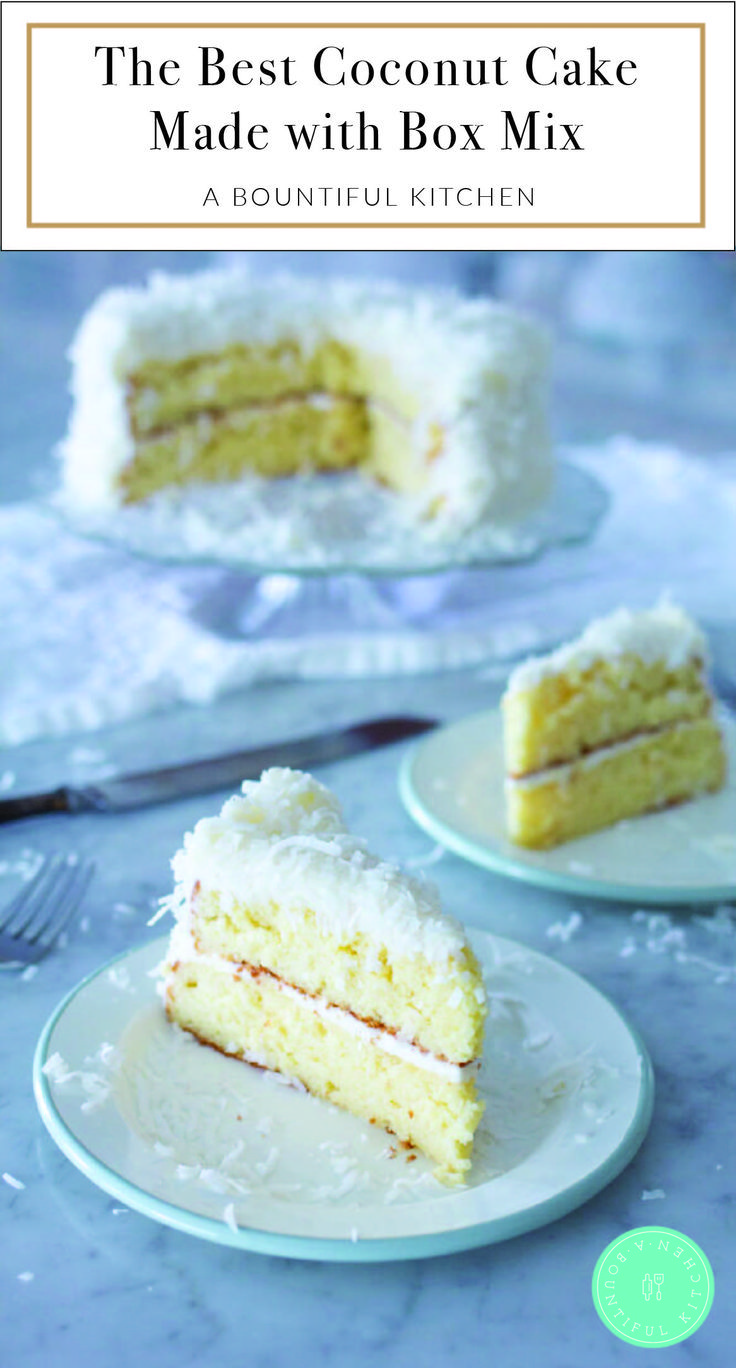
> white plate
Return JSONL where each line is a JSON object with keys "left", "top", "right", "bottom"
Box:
{"left": 34, "top": 934, "right": 653, "bottom": 1262}
{"left": 400, "top": 709, "right": 736, "bottom": 905}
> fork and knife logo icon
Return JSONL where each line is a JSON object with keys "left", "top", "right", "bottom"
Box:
{"left": 593, "top": 1227, "right": 714, "bottom": 1347}
{"left": 642, "top": 1273, "right": 665, "bottom": 1301}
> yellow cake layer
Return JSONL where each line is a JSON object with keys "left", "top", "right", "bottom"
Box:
{"left": 506, "top": 716, "right": 726, "bottom": 849}
{"left": 503, "top": 656, "right": 712, "bottom": 777}
{"left": 118, "top": 397, "right": 436, "bottom": 505}
{"left": 128, "top": 340, "right": 420, "bottom": 438}
{"left": 189, "top": 887, "right": 486, "bottom": 1064}
{"left": 166, "top": 960, "right": 484, "bottom": 1182}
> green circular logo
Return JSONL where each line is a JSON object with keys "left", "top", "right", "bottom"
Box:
{"left": 592, "top": 1227, "right": 714, "bottom": 1347}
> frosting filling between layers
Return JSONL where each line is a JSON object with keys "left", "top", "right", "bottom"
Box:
{"left": 131, "top": 389, "right": 346, "bottom": 443}
{"left": 132, "top": 393, "right": 417, "bottom": 456}
{"left": 506, "top": 716, "right": 713, "bottom": 789}
{"left": 165, "top": 923, "right": 478, "bottom": 1083}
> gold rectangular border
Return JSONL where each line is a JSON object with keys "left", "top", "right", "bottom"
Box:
{"left": 26, "top": 21, "right": 706, "bottom": 230}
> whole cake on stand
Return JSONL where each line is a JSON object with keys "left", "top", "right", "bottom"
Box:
{"left": 58, "top": 265, "right": 552, "bottom": 539}
{"left": 55, "top": 265, "right": 603, "bottom": 670}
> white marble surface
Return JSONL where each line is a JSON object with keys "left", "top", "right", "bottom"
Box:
{"left": 2, "top": 667, "right": 734, "bottom": 1368}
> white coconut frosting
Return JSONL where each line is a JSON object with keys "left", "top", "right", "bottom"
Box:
{"left": 57, "top": 266, "right": 552, "bottom": 535}
{"left": 162, "top": 767, "right": 470, "bottom": 966}
{"left": 506, "top": 602, "right": 708, "bottom": 695}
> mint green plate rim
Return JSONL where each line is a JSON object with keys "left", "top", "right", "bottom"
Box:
{"left": 398, "top": 713, "right": 736, "bottom": 906}
{"left": 33, "top": 940, "right": 654, "bottom": 1264}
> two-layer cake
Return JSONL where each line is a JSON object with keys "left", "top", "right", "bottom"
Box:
{"left": 58, "top": 267, "right": 552, "bottom": 537}
{"left": 503, "top": 602, "right": 727, "bottom": 849}
{"left": 161, "top": 767, "right": 486, "bottom": 1182}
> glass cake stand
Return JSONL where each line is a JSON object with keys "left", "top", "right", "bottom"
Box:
{"left": 52, "top": 459, "right": 608, "bottom": 674}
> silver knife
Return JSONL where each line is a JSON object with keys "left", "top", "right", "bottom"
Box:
{"left": 0, "top": 716, "right": 437, "bottom": 823}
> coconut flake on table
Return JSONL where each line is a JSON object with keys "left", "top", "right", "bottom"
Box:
{"left": 694, "top": 905, "right": 736, "bottom": 936}
{"left": 623, "top": 909, "right": 736, "bottom": 983}
{"left": 0, "top": 850, "right": 44, "bottom": 881}
{"left": 546, "top": 913, "right": 583, "bottom": 944}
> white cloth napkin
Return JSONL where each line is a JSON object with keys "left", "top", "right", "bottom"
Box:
{"left": 3, "top": 438, "right": 736, "bottom": 747}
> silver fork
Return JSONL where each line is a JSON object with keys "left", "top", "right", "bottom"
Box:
{"left": 0, "top": 854, "right": 95, "bottom": 965}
